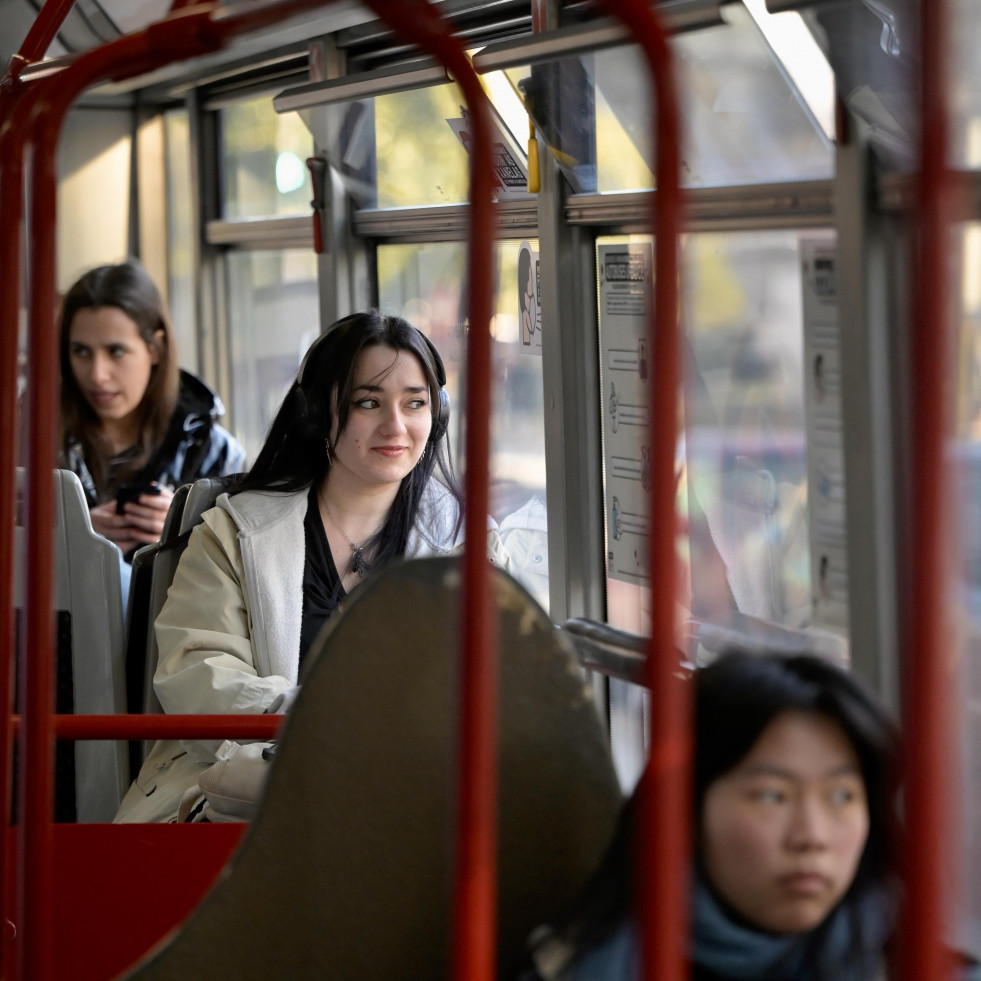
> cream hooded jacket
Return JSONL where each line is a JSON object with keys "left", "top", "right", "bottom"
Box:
{"left": 116, "top": 480, "right": 507, "bottom": 823}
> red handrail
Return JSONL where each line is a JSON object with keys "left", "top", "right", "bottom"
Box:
{"left": 0, "top": 0, "right": 75, "bottom": 120}
{"left": 594, "top": 2, "right": 689, "bottom": 979}
{"left": 354, "top": 4, "right": 499, "bottom": 978}
{"left": 898, "top": 0, "right": 957, "bottom": 978}
{"left": 9, "top": 2, "right": 497, "bottom": 979}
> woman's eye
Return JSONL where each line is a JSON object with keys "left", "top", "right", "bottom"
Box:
{"left": 110, "top": 346, "right": 127, "bottom": 358}
{"left": 407, "top": 398, "right": 428, "bottom": 410}
{"left": 828, "top": 784, "right": 861, "bottom": 806}
{"left": 353, "top": 397, "right": 379, "bottom": 410}
{"left": 751, "top": 787, "right": 786, "bottom": 804}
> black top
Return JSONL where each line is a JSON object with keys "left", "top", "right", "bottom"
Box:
{"left": 299, "top": 485, "right": 347, "bottom": 665}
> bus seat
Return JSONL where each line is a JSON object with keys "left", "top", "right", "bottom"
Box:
{"left": 15, "top": 469, "right": 128, "bottom": 822}
{"left": 118, "top": 556, "right": 623, "bottom": 981}
{"left": 125, "top": 478, "right": 231, "bottom": 766}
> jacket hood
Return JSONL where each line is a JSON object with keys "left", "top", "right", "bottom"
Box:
{"left": 177, "top": 369, "right": 226, "bottom": 424}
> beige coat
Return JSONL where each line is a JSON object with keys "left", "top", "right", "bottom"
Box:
{"left": 116, "top": 481, "right": 507, "bottom": 822}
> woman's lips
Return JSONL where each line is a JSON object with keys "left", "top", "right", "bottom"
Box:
{"left": 373, "top": 445, "right": 406, "bottom": 457}
{"left": 778, "top": 871, "right": 830, "bottom": 895}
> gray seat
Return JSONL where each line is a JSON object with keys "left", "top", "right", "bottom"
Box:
{"left": 15, "top": 469, "right": 128, "bottom": 822}
{"left": 119, "top": 556, "right": 623, "bottom": 980}
{"left": 126, "top": 477, "right": 231, "bottom": 765}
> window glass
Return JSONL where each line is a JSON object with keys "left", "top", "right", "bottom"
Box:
{"left": 374, "top": 73, "right": 529, "bottom": 208}
{"left": 164, "top": 109, "right": 196, "bottom": 375}
{"left": 220, "top": 96, "right": 314, "bottom": 219}
{"left": 512, "top": 4, "right": 833, "bottom": 194}
{"left": 225, "top": 249, "right": 320, "bottom": 459}
{"left": 953, "top": 221, "right": 981, "bottom": 955}
{"left": 377, "top": 240, "right": 548, "bottom": 610}
{"left": 599, "top": 231, "right": 814, "bottom": 789}
{"left": 375, "top": 84, "right": 470, "bottom": 207}
{"left": 951, "top": 0, "right": 981, "bottom": 169}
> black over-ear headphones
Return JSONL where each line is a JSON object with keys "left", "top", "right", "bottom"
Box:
{"left": 296, "top": 320, "right": 450, "bottom": 442}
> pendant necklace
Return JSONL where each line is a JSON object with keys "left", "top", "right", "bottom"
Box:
{"left": 323, "top": 502, "right": 373, "bottom": 578}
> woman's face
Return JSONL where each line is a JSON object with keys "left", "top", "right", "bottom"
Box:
{"left": 68, "top": 306, "right": 159, "bottom": 435}
{"left": 700, "top": 710, "right": 869, "bottom": 934}
{"left": 329, "top": 344, "right": 433, "bottom": 494}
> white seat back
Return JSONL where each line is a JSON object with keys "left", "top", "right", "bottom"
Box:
{"left": 15, "top": 469, "right": 128, "bottom": 822}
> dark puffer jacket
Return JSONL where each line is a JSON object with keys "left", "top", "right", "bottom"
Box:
{"left": 62, "top": 369, "right": 247, "bottom": 508}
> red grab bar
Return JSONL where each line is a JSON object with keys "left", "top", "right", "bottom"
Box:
{"left": 354, "top": 3, "right": 499, "bottom": 979}
{"left": 9, "top": 2, "right": 497, "bottom": 979}
{"left": 594, "top": 2, "right": 689, "bottom": 979}
{"left": 898, "top": 0, "right": 957, "bottom": 979}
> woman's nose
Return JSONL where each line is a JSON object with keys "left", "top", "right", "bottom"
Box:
{"left": 379, "top": 405, "right": 407, "bottom": 434}
{"left": 787, "top": 797, "right": 830, "bottom": 850}
{"left": 90, "top": 353, "right": 111, "bottom": 383}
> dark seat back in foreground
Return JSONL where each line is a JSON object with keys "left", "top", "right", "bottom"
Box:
{"left": 120, "top": 556, "right": 623, "bottom": 980}
{"left": 15, "top": 469, "right": 128, "bottom": 822}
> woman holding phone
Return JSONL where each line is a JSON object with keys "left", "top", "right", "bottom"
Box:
{"left": 58, "top": 260, "right": 246, "bottom": 563}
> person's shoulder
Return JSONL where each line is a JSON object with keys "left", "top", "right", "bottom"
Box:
{"left": 218, "top": 485, "right": 309, "bottom": 534}
{"left": 176, "top": 369, "right": 225, "bottom": 421}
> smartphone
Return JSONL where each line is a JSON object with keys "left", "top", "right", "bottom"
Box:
{"left": 115, "top": 483, "right": 162, "bottom": 515}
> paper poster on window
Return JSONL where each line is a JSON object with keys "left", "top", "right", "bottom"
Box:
{"left": 598, "top": 242, "right": 654, "bottom": 585}
{"left": 801, "top": 238, "right": 849, "bottom": 634}
{"left": 517, "top": 241, "right": 542, "bottom": 355}
{"left": 446, "top": 105, "right": 528, "bottom": 199}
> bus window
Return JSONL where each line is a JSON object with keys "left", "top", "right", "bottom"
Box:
{"left": 954, "top": 220, "right": 981, "bottom": 955}
{"left": 226, "top": 249, "right": 320, "bottom": 460}
{"left": 220, "top": 95, "right": 314, "bottom": 220}
{"left": 378, "top": 239, "right": 548, "bottom": 610}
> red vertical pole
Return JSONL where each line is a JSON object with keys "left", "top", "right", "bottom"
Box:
{"left": 898, "top": 0, "right": 957, "bottom": 979}
{"left": 357, "top": 3, "right": 498, "bottom": 977}
{"left": 0, "top": 9, "right": 76, "bottom": 972}
{"left": 599, "top": 2, "right": 689, "bottom": 980}
{"left": 0, "top": 92, "right": 33, "bottom": 981}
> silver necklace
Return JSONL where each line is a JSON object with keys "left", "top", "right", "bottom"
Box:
{"left": 322, "top": 502, "right": 372, "bottom": 578}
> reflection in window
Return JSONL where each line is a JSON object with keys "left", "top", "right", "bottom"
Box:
{"left": 377, "top": 241, "right": 548, "bottom": 610}
{"left": 220, "top": 96, "right": 313, "bottom": 219}
{"left": 226, "top": 250, "right": 320, "bottom": 459}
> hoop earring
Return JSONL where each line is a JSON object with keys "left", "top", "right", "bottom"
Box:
{"left": 325, "top": 439, "right": 332, "bottom": 466}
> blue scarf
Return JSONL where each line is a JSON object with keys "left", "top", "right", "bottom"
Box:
{"left": 691, "top": 876, "right": 893, "bottom": 981}
{"left": 557, "top": 877, "right": 892, "bottom": 981}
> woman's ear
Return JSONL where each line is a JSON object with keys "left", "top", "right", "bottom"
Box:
{"left": 149, "top": 327, "right": 166, "bottom": 365}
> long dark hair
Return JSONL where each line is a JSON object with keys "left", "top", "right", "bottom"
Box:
{"left": 59, "top": 259, "right": 178, "bottom": 496}
{"left": 233, "top": 310, "right": 462, "bottom": 565}
{"left": 549, "top": 651, "right": 900, "bottom": 967}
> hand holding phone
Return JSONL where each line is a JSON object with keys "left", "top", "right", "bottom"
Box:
{"left": 115, "top": 482, "right": 163, "bottom": 515}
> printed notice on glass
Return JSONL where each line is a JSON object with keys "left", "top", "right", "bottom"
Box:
{"left": 801, "top": 239, "right": 849, "bottom": 633}
{"left": 599, "top": 242, "right": 654, "bottom": 585}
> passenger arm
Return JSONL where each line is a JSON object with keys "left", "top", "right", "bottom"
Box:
{"left": 153, "top": 511, "right": 293, "bottom": 761}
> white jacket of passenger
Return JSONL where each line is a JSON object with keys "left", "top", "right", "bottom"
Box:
{"left": 116, "top": 480, "right": 507, "bottom": 823}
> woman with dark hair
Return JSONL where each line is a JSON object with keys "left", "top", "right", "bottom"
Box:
{"left": 59, "top": 259, "right": 246, "bottom": 561}
{"left": 115, "top": 310, "right": 510, "bottom": 822}
{"left": 521, "top": 651, "right": 903, "bottom": 981}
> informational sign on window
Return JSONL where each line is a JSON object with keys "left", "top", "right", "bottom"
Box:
{"left": 598, "top": 242, "right": 653, "bottom": 585}
{"left": 800, "top": 239, "right": 849, "bottom": 633}
{"left": 517, "top": 241, "right": 542, "bottom": 355}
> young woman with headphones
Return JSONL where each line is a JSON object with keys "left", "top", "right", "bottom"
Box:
{"left": 115, "top": 310, "right": 510, "bottom": 823}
